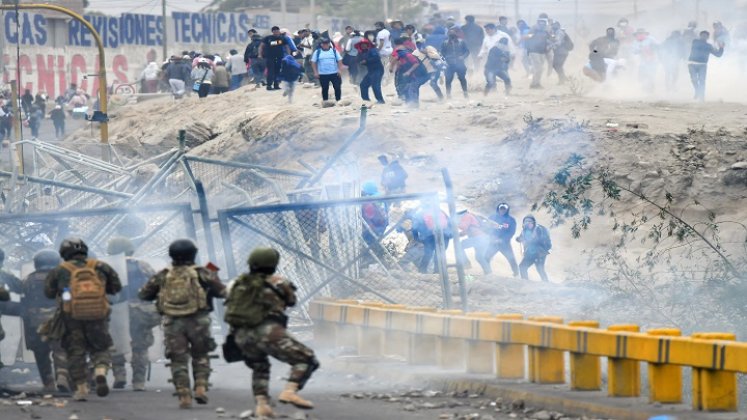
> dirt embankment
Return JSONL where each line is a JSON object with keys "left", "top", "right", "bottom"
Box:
{"left": 67, "top": 82, "right": 747, "bottom": 329}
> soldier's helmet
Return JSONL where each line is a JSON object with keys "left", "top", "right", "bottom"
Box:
{"left": 33, "top": 249, "right": 62, "bottom": 271}
{"left": 107, "top": 236, "right": 135, "bottom": 256}
{"left": 248, "top": 247, "right": 280, "bottom": 270}
{"left": 59, "top": 238, "right": 89, "bottom": 261}
{"left": 168, "top": 239, "right": 198, "bottom": 264}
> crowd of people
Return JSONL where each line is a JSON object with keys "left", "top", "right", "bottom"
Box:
{"left": 359, "top": 157, "right": 553, "bottom": 282}
{"left": 0, "top": 84, "right": 93, "bottom": 141}
{"left": 0, "top": 238, "right": 317, "bottom": 416}
{"left": 151, "top": 13, "right": 737, "bottom": 105}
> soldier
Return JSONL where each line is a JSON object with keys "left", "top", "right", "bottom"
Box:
{"left": 138, "top": 239, "right": 225, "bottom": 409}
{"left": 224, "top": 247, "right": 319, "bottom": 417}
{"left": 0, "top": 247, "right": 23, "bottom": 370}
{"left": 107, "top": 237, "right": 159, "bottom": 391}
{"left": 21, "top": 250, "right": 70, "bottom": 393}
{"left": 44, "top": 238, "right": 122, "bottom": 401}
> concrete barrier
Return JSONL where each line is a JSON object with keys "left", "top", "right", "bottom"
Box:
{"left": 308, "top": 299, "right": 747, "bottom": 413}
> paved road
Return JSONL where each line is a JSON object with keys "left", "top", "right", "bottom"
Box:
{"left": 0, "top": 361, "right": 514, "bottom": 420}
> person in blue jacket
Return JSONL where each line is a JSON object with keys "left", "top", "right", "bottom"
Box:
{"left": 516, "top": 215, "right": 552, "bottom": 282}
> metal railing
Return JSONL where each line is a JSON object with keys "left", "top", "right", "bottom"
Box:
{"left": 310, "top": 299, "right": 747, "bottom": 413}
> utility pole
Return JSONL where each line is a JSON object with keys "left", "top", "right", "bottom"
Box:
{"left": 695, "top": 0, "right": 700, "bottom": 25}
{"left": 281, "top": 0, "right": 287, "bottom": 26}
{"left": 574, "top": 0, "right": 578, "bottom": 34}
{"left": 633, "top": 0, "right": 638, "bottom": 20}
{"left": 514, "top": 0, "right": 519, "bottom": 21}
{"left": 161, "top": 0, "right": 167, "bottom": 61}
{"left": 383, "top": 0, "right": 389, "bottom": 20}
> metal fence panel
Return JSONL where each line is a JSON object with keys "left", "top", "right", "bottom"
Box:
{"left": 218, "top": 193, "right": 456, "bottom": 320}
{"left": 0, "top": 203, "right": 197, "bottom": 268}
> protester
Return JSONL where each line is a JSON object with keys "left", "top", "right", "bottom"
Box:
{"left": 357, "top": 39, "right": 385, "bottom": 104}
{"left": 50, "top": 105, "right": 65, "bottom": 139}
{"left": 550, "top": 21, "right": 573, "bottom": 84}
{"left": 226, "top": 49, "right": 248, "bottom": 91}
{"left": 485, "top": 203, "right": 519, "bottom": 276}
{"left": 374, "top": 21, "right": 394, "bottom": 60}
{"left": 441, "top": 29, "right": 470, "bottom": 99}
{"left": 211, "top": 62, "right": 230, "bottom": 95}
{"left": 139, "top": 62, "right": 160, "bottom": 93}
{"left": 461, "top": 15, "right": 484, "bottom": 70}
{"left": 392, "top": 38, "right": 427, "bottom": 106}
{"left": 311, "top": 38, "right": 343, "bottom": 103}
{"left": 166, "top": 56, "right": 191, "bottom": 99}
{"left": 525, "top": 18, "right": 551, "bottom": 88}
{"left": 456, "top": 208, "right": 492, "bottom": 274}
{"left": 378, "top": 155, "right": 408, "bottom": 194}
{"left": 516, "top": 215, "right": 552, "bottom": 282}
{"left": 631, "top": 29, "right": 659, "bottom": 93}
{"left": 191, "top": 59, "right": 214, "bottom": 99}
{"left": 484, "top": 38, "right": 513, "bottom": 95}
{"left": 343, "top": 28, "right": 363, "bottom": 84}
{"left": 688, "top": 30, "right": 724, "bottom": 101}
{"left": 279, "top": 54, "right": 303, "bottom": 103}
{"left": 260, "top": 26, "right": 292, "bottom": 91}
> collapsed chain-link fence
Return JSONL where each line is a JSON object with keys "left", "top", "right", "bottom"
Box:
{"left": 0, "top": 203, "right": 196, "bottom": 269}
{"left": 219, "top": 193, "right": 460, "bottom": 321}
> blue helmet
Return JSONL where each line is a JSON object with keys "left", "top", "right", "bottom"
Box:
{"left": 362, "top": 181, "right": 379, "bottom": 196}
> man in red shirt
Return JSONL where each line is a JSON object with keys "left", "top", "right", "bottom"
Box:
{"left": 456, "top": 209, "right": 492, "bottom": 274}
{"left": 391, "top": 38, "right": 427, "bottom": 106}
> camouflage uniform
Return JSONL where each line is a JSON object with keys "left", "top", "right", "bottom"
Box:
{"left": 21, "top": 269, "right": 69, "bottom": 389}
{"left": 228, "top": 273, "right": 319, "bottom": 398}
{"left": 227, "top": 248, "right": 319, "bottom": 406}
{"left": 138, "top": 265, "right": 225, "bottom": 398}
{"left": 111, "top": 258, "right": 160, "bottom": 388}
{"left": 44, "top": 256, "right": 122, "bottom": 387}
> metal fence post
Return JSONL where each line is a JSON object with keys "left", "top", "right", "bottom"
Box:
{"left": 441, "top": 168, "right": 467, "bottom": 310}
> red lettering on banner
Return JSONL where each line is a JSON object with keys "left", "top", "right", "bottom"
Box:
{"left": 113, "top": 54, "right": 129, "bottom": 84}
{"left": 71, "top": 54, "right": 87, "bottom": 93}
{"left": 19, "top": 55, "right": 33, "bottom": 92}
{"left": 57, "top": 55, "right": 67, "bottom": 99}
{"left": 36, "top": 55, "right": 55, "bottom": 97}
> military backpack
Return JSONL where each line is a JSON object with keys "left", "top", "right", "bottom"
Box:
{"left": 158, "top": 265, "right": 207, "bottom": 317}
{"left": 224, "top": 273, "right": 269, "bottom": 328}
{"left": 61, "top": 260, "right": 109, "bottom": 321}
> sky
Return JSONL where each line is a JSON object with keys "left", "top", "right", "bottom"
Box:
{"left": 86, "top": 0, "right": 210, "bottom": 16}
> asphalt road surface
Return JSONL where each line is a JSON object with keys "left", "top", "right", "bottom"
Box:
{"left": 0, "top": 361, "right": 516, "bottom": 420}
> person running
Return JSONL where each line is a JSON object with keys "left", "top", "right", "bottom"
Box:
{"left": 357, "top": 39, "right": 385, "bottom": 104}
{"left": 688, "top": 30, "right": 724, "bottom": 101}
{"left": 441, "top": 29, "right": 470, "bottom": 99}
{"left": 311, "top": 38, "right": 343, "bottom": 103}
{"left": 484, "top": 38, "right": 513, "bottom": 95}
{"left": 392, "top": 38, "right": 427, "bottom": 107}
{"left": 516, "top": 215, "right": 551, "bottom": 282}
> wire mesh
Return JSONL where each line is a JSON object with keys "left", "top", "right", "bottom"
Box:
{"left": 219, "top": 193, "right": 455, "bottom": 321}
{"left": 0, "top": 204, "right": 196, "bottom": 270}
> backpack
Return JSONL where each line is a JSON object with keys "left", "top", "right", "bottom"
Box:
{"left": 224, "top": 273, "right": 270, "bottom": 328}
{"left": 61, "top": 260, "right": 109, "bottom": 321}
{"left": 157, "top": 266, "right": 207, "bottom": 317}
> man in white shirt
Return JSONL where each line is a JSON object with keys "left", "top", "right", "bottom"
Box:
{"left": 479, "top": 23, "right": 516, "bottom": 59}
{"left": 375, "top": 21, "right": 393, "bottom": 57}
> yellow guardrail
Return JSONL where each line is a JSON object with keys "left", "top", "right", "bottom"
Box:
{"left": 309, "top": 299, "right": 745, "bottom": 413}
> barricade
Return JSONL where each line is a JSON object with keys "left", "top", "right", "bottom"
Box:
{"left": 310, "top": 299, "right": 747, "bottom": 414}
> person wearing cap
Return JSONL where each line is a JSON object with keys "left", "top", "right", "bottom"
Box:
{"left": 191, "top": 58, "right": 215, "bottom": 98}
{"left": 311, "top": 37, "right": 343, "bottom": 102}
{"left": 379, "top": 155, "right": 407, "bottom": 194}
{"left": 357, "top": 38, "right": 385, "bottom": 104}
{"left": 260, "top": 26, "right": 292, "bottom": 91}
{"left": 165, "top": 55, "right": 192, "bottom": 99}
{"left": 485, "top": 203, "right": 518, "bottom": 276}
{"left": 516, "top": 215, "right": 551, "bottom": 282}
{"left": 456, "top": 208, "right": 492, "bottom": 274}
